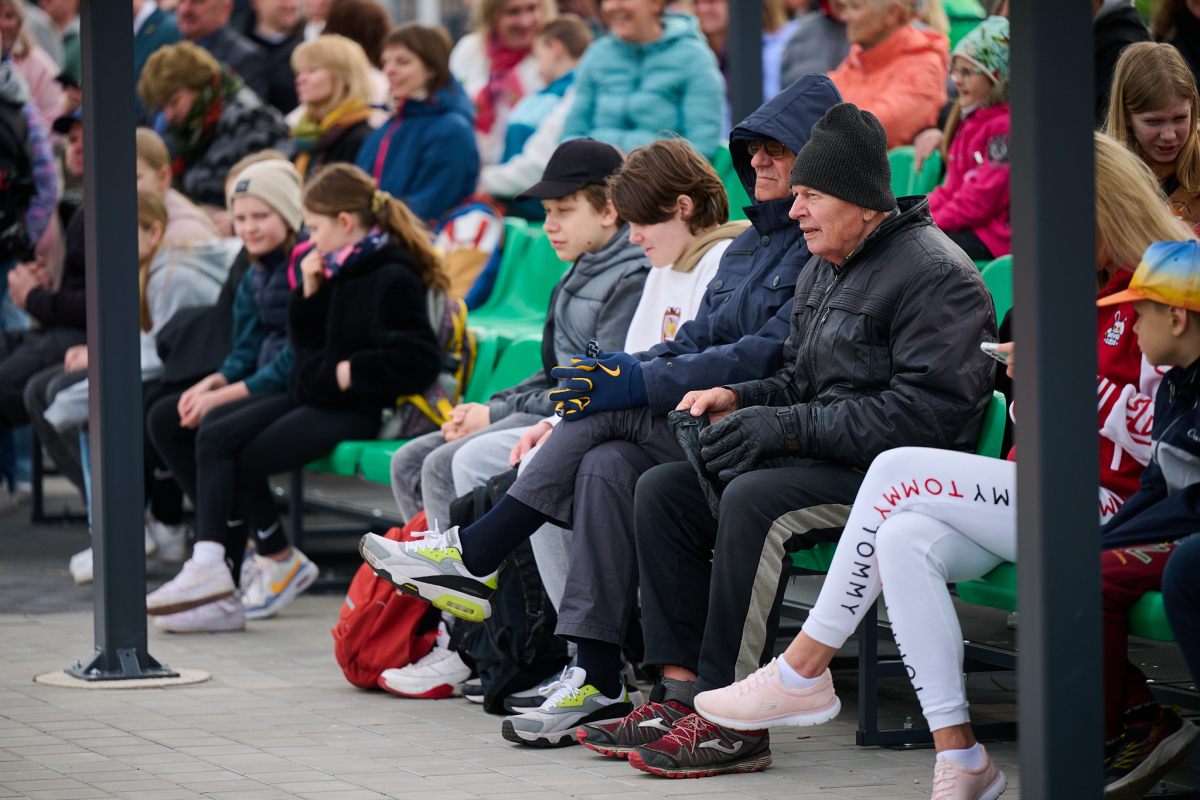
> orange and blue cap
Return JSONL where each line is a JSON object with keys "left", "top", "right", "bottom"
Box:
{"left": 1097, "top": 240, "right": 1200, "bottom": 313}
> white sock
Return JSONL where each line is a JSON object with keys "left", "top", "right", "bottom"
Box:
{"left": 937, "top": 743, "right": 984, "bottom": 769}
{"left": 776, "top": 656, "right": 821, "bottom": 690}
{"left": 192, "top": 541, "right": 226, "bottom": 567}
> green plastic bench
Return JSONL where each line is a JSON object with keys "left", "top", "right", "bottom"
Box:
{"left": 909, "top": 149, "right": 943, "bottom": 195}
{"left": 889, "top": 147, "right": 916, "bottom": 199}
{"left": 944, "top": 0, "right": 986, "bottom": 49}
{"left": 469, "top": 221, "right": 567, "bottom": 341}
{"left": 712, "top": 144, "right": 752, "bottom": 222}
{"left": 791, "top": 390, "right": 1007, "bottom": 572}
{"left": 980, "top": 255, "right": 1013, "bottom": 322}
{"left": 481, "top": 334, "right": 545, "bottom": 400}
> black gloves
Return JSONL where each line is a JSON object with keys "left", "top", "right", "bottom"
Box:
{"left": 699, "top": 405, "right": 804, "bottom": 482}
{"left": 667, "top": 409, "right": 724, "bottom": 519}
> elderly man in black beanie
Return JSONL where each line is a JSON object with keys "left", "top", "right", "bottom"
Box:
{"left": 613, "top": 103, "right": 998, "bottom": 778}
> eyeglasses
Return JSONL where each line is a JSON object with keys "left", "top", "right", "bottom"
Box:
{"left": 746, "top": 141, "right": 788, "bottom": 158}
{"left": 951, "top": 65, "right": 985, "bottom": 81}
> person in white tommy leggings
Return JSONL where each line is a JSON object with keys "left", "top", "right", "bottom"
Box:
{"left": 693, "top": 132, "right": 1194, "bottom": 800}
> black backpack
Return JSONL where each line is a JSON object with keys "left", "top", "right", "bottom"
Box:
{"left": 0, "top": 97, "right": 34, "bottom": 263}
{"left": 448, "top": 469, "right": 571, "bottom": 714}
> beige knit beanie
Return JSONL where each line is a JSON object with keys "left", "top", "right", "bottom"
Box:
{"left": 226, "top": 160, "right": 305, "bottom": 232}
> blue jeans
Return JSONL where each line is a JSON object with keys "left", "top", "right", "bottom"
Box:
{"left": 1163, "top": 535, "right": 1200, "bottom": 687}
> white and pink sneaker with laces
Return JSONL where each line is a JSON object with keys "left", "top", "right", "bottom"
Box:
{"left": 931, "top": 747, "right": 1007, "bottom": 800}
{"left": 146, "top": 558, "right": 235, "bottom": 616}
{"left": 693, "top": 657, "right": 841, "bottom": 730}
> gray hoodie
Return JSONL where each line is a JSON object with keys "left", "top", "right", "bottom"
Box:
{"left": 44, "top": 241, "right": 229, "bottom": 432}
{"left": 487, "top": 224, "right": 650, "bottom": 420}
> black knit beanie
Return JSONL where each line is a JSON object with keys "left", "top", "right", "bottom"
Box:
{"left": 789, "top": 103, "right": 895, "bottom": 212}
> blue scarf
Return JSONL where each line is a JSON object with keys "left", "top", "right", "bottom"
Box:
{"left": 323, "top": 226, "right": 390, "bottom": 278}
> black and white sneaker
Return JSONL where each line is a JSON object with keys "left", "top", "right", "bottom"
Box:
{"left": 462, "top": 679, "right": 484, "bottom": 704}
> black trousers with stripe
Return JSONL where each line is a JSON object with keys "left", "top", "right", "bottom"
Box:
{"left": 635, "top": 458, "right": 863, "bottom": 693}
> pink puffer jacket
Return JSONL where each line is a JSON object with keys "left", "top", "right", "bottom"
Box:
{"left": 929, "top": 102, "right": 1011, "bottom": 258}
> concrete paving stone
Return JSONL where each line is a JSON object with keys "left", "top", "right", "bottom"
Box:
{"left": 0, "top": 777, "right": 94, "bottom": 792}
{"left": 84, "top": 744, "right": 175, "bottom": 757}
{"left": 293, "top": 788, "right": 391, "bottom": 799}
{"left": 0, "top": 768, "right": 67, "bottom": 782}
{"left": 18, "top": 789, "right": 117, "bottom": 800}
{"left": 49, "top": 768, "right": 156, "bottom": 784}
{"left": 378, "top": 791, "right": 480, "bottom": 800}
{"left": 201, "top": 790, "right": 301, "bottom": 800}
{"left": 115, "top": 789, "right": 207, "bottom": 800}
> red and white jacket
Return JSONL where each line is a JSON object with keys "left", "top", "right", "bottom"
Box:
{"left": 929, "top": 102, "right": 1011, "bottom": 258}
{"left": 1096, "top": 273, "right": 1161, "bottom": 502}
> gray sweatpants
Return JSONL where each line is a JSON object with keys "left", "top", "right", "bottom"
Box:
{"left": 389, "top": 413, "right": 543, "bottom": 528}
{"left": 506, "top": 407, "right": 686, "bottom": 647}
{"left": 452, "top": 429, "right": 574, "bottom": 611}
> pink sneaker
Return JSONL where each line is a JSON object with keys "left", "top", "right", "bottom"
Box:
{"left": 146, "top": 558, "right": 235, "bottom": 616}
{"left": 693, "top": 658, "right": 841, "bottom": 731}
{"left": 931, "top": 747, "right": 1007, "bottom": 800}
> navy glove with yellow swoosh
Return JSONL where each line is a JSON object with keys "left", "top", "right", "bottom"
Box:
{"left": 548, "top": 339, "right": 648, "bottom": 420}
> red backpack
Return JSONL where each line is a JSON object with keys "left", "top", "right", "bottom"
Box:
{"left": 331, "top": 511, "right": 441, "bottom": 689}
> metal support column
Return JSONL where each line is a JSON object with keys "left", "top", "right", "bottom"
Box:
{"left": 727, "top": 0, "right": 762, "bottom": 128}
{"left": 67, "top": 0, "right": 173, "bottom": 681}
{"left": 1010, "top": 0, "right": 1099, "bottom": 795}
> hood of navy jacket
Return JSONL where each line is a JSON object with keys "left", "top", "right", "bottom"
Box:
{"left": 400, "top": 78, "right": 475, "bottom": 125}
{"left": 729, "top": 73, "right": 842, "bottom": 199}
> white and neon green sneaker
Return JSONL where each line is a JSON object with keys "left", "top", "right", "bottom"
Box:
{"left": 501, "top": 667, "right": 636, "bottom": 748}
{"left": 359, "top": 525, "right": 497, "bottom": 623}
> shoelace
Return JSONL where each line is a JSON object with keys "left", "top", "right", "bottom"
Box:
{"left": 729, "top": 661, "right": 778, "bottom": 699}
{"left": 536, "top": 667, "right": 572, "bottom": 698}
{"left": 660, "top": 713, "right": 717, "bottom": 748}
{"left": 404, "top": 524, "right": 452, "bottom": 554}
{"left": 540, "top": 680, "right": 585, "bottom": 710}
{"left": 931, "top": 760, "right": 956, "bottom": 800}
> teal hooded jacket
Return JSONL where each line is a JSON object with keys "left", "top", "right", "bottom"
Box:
{"left": 561, "top": 14, "right": 724, "bottom": 159}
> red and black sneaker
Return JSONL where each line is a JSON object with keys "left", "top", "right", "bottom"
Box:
{"left": 576, "top": 698, "right": 694, "bottom": 758}
{"left": 1105, "top": 705, "right": 1199, "bottom": 799}
{"left": 628, "top": 713, "right": 771, "bottom": 778}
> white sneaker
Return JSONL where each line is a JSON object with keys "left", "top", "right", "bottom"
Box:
{"left": 378, "top": 622, "right": 472, "bottom": 698}
{"left": 153, "top": 597, "right": 245, "bottom": 633}
{"left": 69, "top": 532, "right": 160, "bottom": 586}
{"left": 146, "top": 558, "right": 235, "bottom": 615}
{"left": 240, "top": 548, "right": 319, "bottom": 620}
{"left": 147, "top": 517, "right": 190, "bottom": 562}
{"left": 69, "top": 547, "right": 92, "bottom": 585}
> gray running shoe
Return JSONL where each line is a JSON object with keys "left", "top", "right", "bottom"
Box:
{"left": 501, "top": 667, "right": 634, "bottom": 747}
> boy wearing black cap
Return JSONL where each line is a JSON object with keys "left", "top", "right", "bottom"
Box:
{"left": 385, "top": 139, "right": 651, "bottom": 584}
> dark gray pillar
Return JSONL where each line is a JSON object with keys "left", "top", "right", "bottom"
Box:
{"left": 1010, "top": 0, "right": 1100, "bottom": 795}
{"left": 68, "top": 0, "right": 173, "bottom": 680}
{"left": 727, "top": 0, "right": 763, "bottom": 128}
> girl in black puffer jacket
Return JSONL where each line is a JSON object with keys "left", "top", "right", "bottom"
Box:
{"left": 145, "top": 163, "right": 445, "bottom": 631}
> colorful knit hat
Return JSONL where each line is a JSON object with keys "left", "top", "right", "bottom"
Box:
{"left": 1098, "top": 241, "right": 1200, "bottom": 313}
{"left": 953, "top": 16, "right": 1010, "bottom": 86}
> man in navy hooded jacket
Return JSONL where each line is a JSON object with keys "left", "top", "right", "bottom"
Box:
{"left": 358, "top": 75, "right": 844, "bottom": 739}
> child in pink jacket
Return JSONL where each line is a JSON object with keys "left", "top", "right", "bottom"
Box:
{"left": 929, "top": 16, "right": 1010, "bottom": 261}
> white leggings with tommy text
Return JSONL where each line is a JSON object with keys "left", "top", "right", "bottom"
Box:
{"left": 802, "top": 447, "right": 1017, "bottom": 732}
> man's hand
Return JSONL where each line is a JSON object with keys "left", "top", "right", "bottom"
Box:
{"left": 442, "top": 403, "right": 490, "bottom": 442}
{"left": 549, "top": 341, "right": 646, "bottom": 421}
{"left": 699, "top": 405, "right": 803, "bottom": 482}
{"left": 510, "top": 420, "right": 553, "bottom": 467}
{"left": 63, "top": 344, "right": 88, "bottom": 373}
{"left": 911, "top": 127, "right": 943, "bottom": 172}
{"left": 676, "top": 387, "right": 739, "bottom": 424}
{"left": 336, "top": 360, "right": 352, "bottom": 390}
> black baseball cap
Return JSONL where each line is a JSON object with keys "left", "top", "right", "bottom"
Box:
{"left": 515, "top": 138, "right": 624, "bottom": 201}
{"left": 52, "top": 107, "right": 81, "bottom": 135}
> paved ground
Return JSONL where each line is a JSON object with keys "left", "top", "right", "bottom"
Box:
{"left": 0, "top": 471, "right": 1187, "bottom": 799}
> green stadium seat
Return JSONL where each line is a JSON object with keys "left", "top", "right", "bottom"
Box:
{"left": 463, "top": 329, "right": 505, "bottom": 404}
{"left": 359, "top": 440, "right": 408, "bottom": 484}
{"left": 944, "top": 0, "right": 986, "bottom": 49}
{"left": 956, "top": 561, "right": 1016, "bottom": 612}
{"left": 1129, "top": 591, "right": 1175, "bottom": 642}
{"left": 909, "top": 149, "right": 943, "bottom": 195}
{"left": 469, "top": 221, "right": 568, "bottom": 340}
{"left": 791, "top": 391, "right": 1007, "bottom": 573}
{"left": 482, "top": 334, "right": 545, "bottom": 400}
{"left": 305, "top": 441, "right": 366, "bottom": 477}
{"left": 981, "top": 254, "right": 1013, "bottom": 321}
{"left": 888, "top": 146, "right": 915, "bottom": 198}
{"left": 712, "top": 145, "right": 752, "bottom": 222}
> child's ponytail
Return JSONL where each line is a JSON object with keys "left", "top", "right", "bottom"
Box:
{"left": 304, "top": 163, "right": 450, "bottom": 293}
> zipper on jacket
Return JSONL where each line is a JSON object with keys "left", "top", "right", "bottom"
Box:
{"left": 804, "top": 266, "right": 847, "bottom": 381}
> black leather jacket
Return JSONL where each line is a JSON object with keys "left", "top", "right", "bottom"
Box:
{"left": 727, "top": 196, "right": 998, "bottom": 469}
